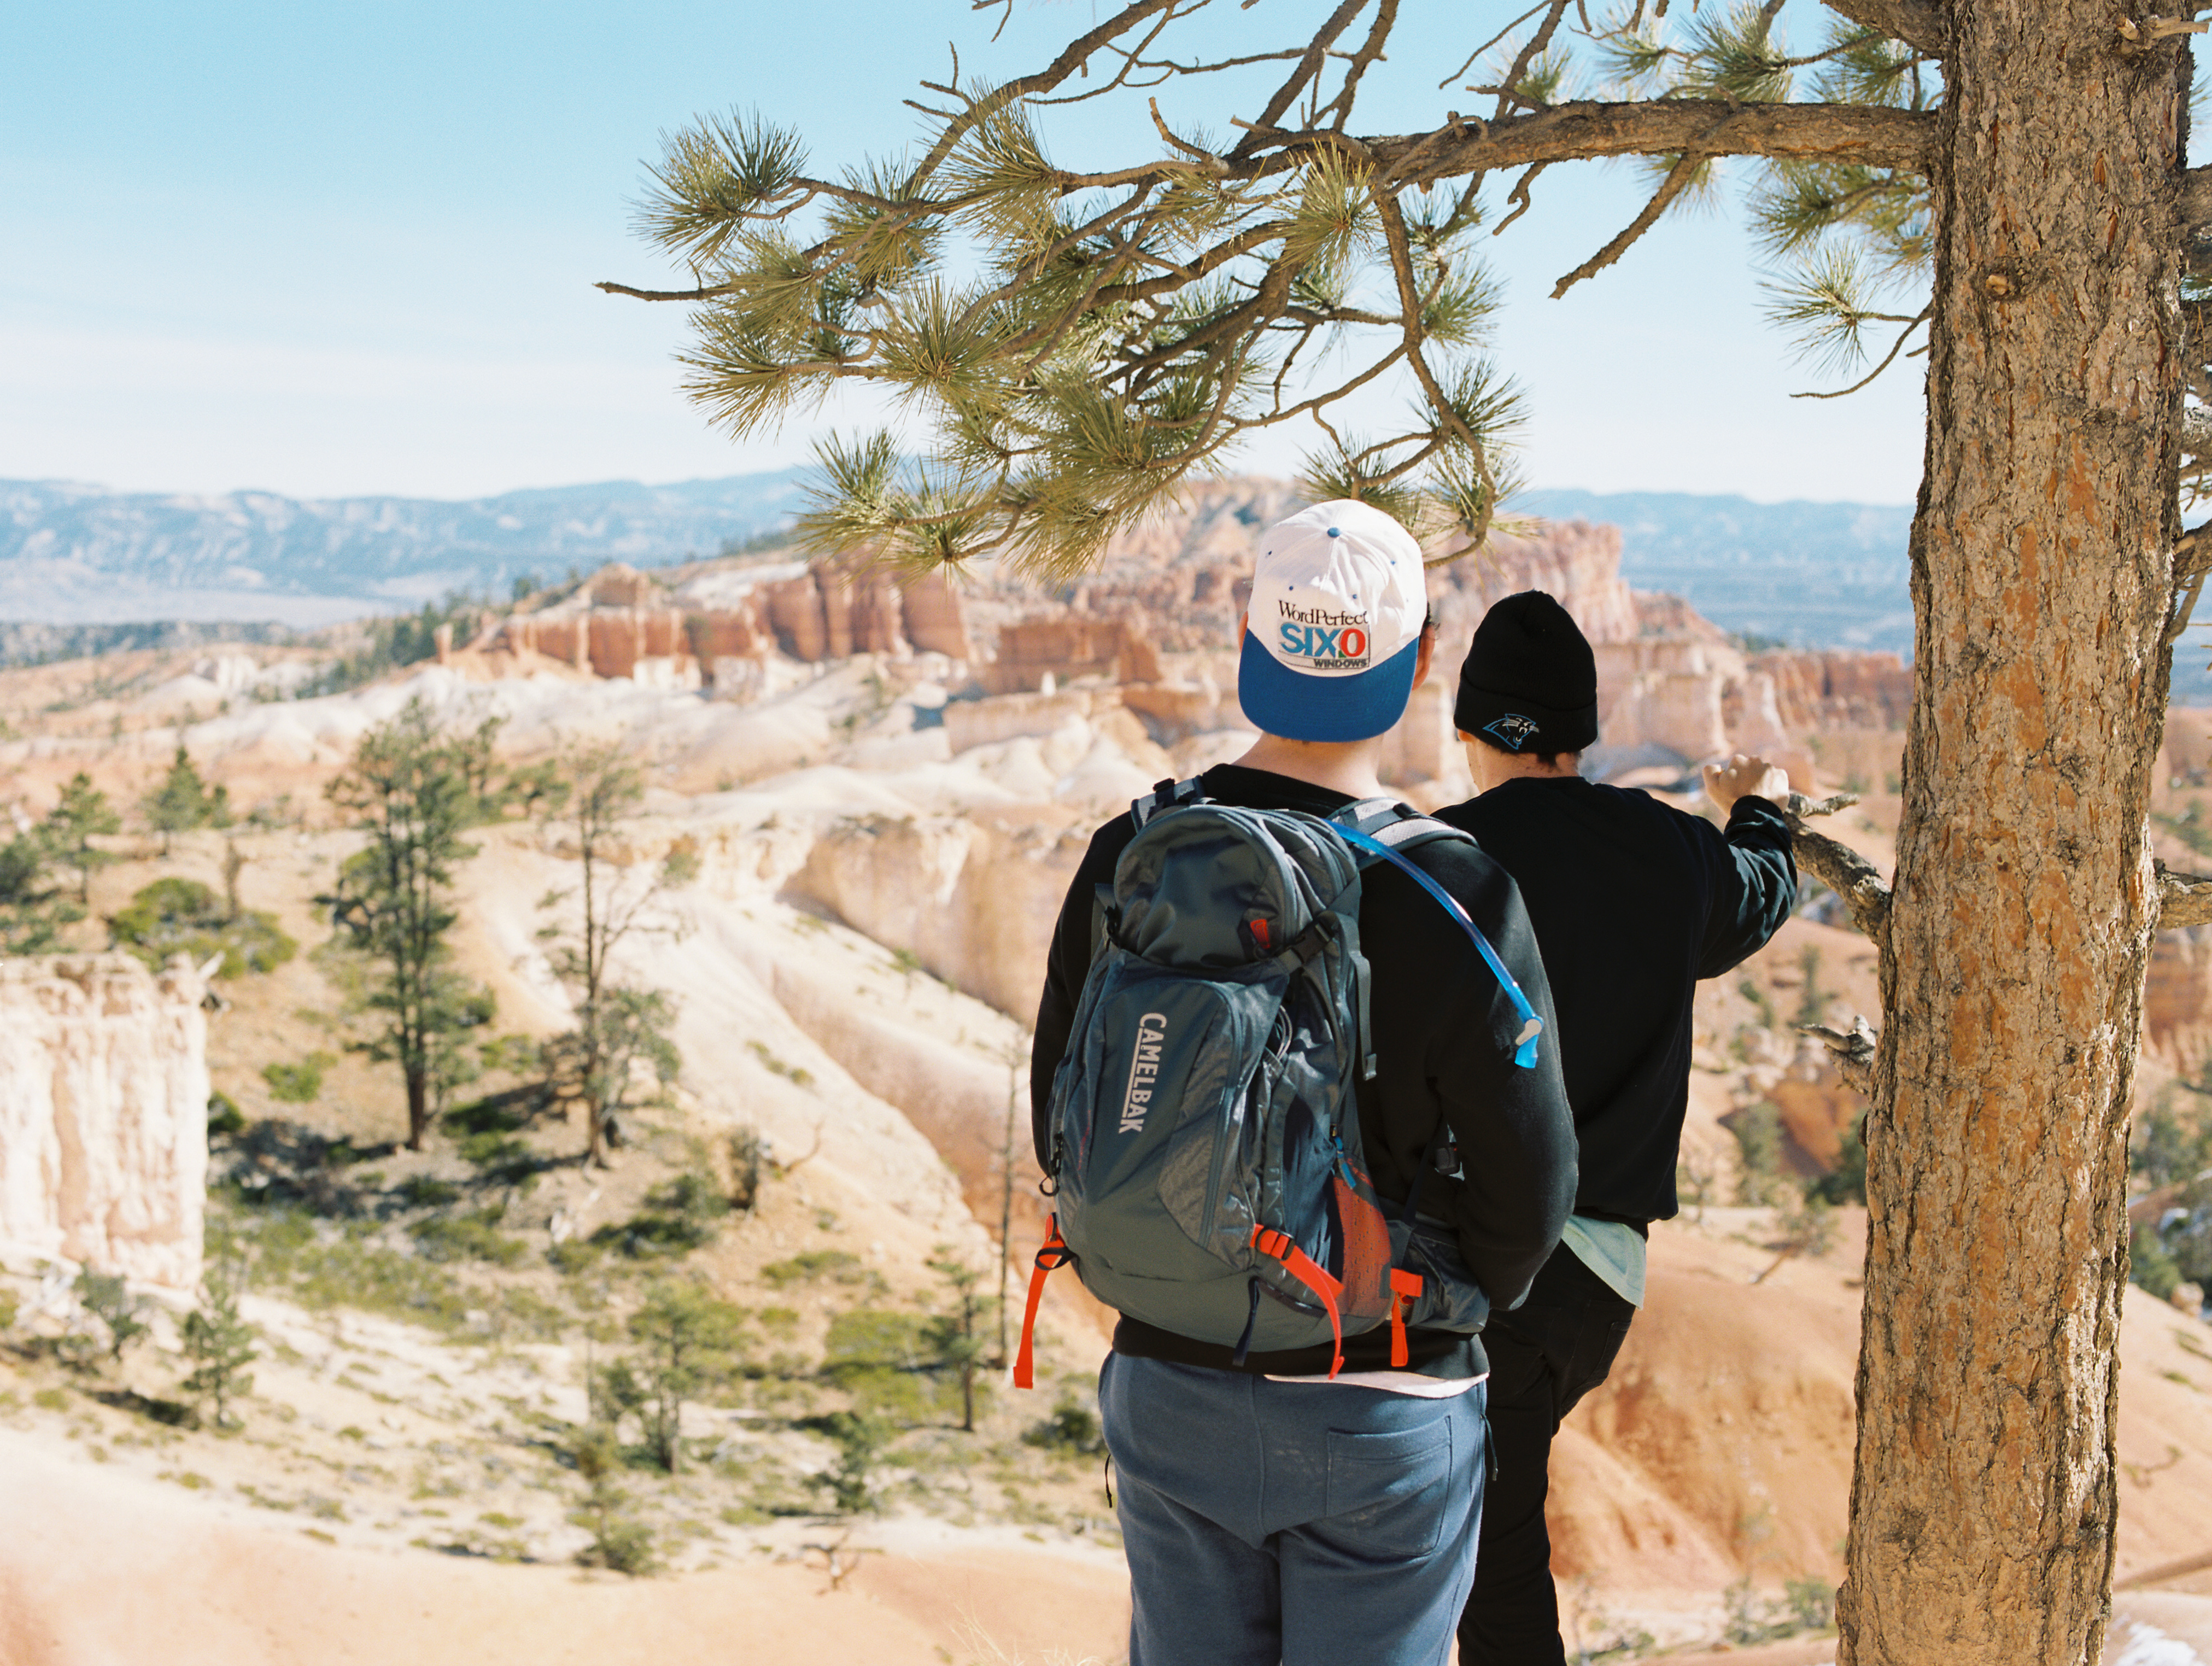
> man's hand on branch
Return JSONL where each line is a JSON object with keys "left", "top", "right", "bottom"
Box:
{"left": 1704, "top": 753, "right": 1791, "bottom": 815}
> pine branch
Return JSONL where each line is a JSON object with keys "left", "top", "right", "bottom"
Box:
{"left": 1816, "top": 0, "right": 1945, "bottom": 56}
{"left": 1372, "top": 99, "right": 1933, "bottom": 182}
{"left": 1792, "top": 307, "right": 1930, "bottom": 397}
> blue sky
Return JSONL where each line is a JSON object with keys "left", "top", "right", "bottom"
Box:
{"left": 2, "top": 0, "right": 1932, "bottom": 505}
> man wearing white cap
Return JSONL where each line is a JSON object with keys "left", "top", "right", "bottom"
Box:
{"left": 1030, "top": 501, "right": 1577, "bottom": 1665}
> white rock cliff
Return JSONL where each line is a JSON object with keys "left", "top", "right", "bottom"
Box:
{"left": 0, "top": 954, "right": 208, "bottom": 1291}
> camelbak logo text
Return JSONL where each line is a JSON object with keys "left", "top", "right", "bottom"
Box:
{"left": 1119, "top": 1012, "right": 1169, "bottom": 1133}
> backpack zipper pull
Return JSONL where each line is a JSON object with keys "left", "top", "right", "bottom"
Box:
{"left": 1330, "top": 1130, "right": 1356, "bottom": 1184}
{"left": 1230, "top": 1278, "right": 1262, "bottom": 1366}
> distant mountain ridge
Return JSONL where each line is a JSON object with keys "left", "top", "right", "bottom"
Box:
{"left": 0, "top": 471, "right": 810, "bottom": 626}
{"left": 1518, "top": 489, "right": 1915, "bottom": 657}
{"left": 3, "top": 472, "right": 1917, "bottom": 653}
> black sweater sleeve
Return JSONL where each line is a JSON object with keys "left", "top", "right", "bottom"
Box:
{"left": 1385, "top": 846, "right": 1577, "bottom": 1312}
{"left": 1694, "top": 796, "right": 1799, "bottom": 979}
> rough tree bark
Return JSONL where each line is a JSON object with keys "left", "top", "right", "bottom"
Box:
{"left": 1838, "top": 7, "right": 2188, "bottom": 1661}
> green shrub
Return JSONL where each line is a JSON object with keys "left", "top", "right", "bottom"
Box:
{"left": 261, "top": 1053, "right": 333, "bottom": 1104}
{"left": 411, "top": 1211, "right": 527, "bottom": 1267}
{"left": 762, "top": 1249, "right": 872, "bottom": 1288}
{"left": 804, "top": 1410, "right": 892, "bottom": 1514}
{"left": 207, "top": 1091, "right": 248, "bottom": 1137}
{"left": 111, "top": 878, "right": 295, "bottom": 978}
{"left": 1023, "top": 1396, "right": 1105, "bottom": 1457}
{"left": 457, "top": 1131, "right": 535, "bottom": 1172}
{"left": 823, "top": 1306, "right": 969, "bottom": 1424}
{"left": 233, "top": 1208, "right": 473, "bottom": 1331}
{"left": 0, "top": 1287, "right": 17, "bottom": 1332}
{"left": 728, "top": 1127, "right": 765, "bottom": 1212}
{"left": 570, "top": 1422, "right": 659, "bottom": 1574}
{"left": 1724, "top": 1576, "right": 1838, "bottom": 1646}
{"left": 1730, "top": 1103, "right": 1786, "bottom": 1206}
{"left": 395, "top": 1176, "right": 461, "bottom": 1209}
{"left": 441, "top": 1083, "right": 539, "bottom": 1137}
{"left": 582, "top": 1168, "right": 731, "bottom": 1260}
{"left": 2133, "top": 1096, "right": 2212, "bottom": 1189}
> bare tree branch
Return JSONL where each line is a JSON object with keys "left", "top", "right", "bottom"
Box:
{"left": 1803, "top": 1014, "right": 1879, "bottom": 1095}
{"left": 2158, "top": 860, "right": 2212, "bottom": 929}
{"left": 1551, "top": 149, "right": 1706, "bottom": 298}
{"left": 1228, "top": 0, "right": 1370, "bottom": 157}
{"left": 1788, "top": 810, "right": 1894, "bottom": 940}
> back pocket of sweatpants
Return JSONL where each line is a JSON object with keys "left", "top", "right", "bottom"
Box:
{"left": 1322, "top": 1421, "right": 1454, "bottom": 1560}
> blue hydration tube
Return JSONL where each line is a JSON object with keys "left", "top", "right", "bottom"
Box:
{"left": 1333, "top": 825, "right": 1545, "bottom": 1070}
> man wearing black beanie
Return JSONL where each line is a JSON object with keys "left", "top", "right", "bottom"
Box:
{"left": 1438, "top": 590, "right": 1799, "bottom": 1666}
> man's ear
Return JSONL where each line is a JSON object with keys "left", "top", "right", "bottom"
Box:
{"left": 1411, "top": 622, "right": 1437, "bottom": 691}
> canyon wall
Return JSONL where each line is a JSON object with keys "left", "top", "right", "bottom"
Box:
{"left": 0, "top": 954, "right": 209, "bottom": 1290}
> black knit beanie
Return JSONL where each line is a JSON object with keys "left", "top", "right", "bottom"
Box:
{"left": 1453, "top": 590, "right": 1599, "bottom": 755}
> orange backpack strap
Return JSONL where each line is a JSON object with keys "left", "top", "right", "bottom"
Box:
{"left": 1014, "top": 1216, "right": 1074, "bottom": 1390}
{"left": 1387, "top": 1267, "right": 1425, "bottom": 1369}
{"left": 1251, "top": 1226, "right": 1346, "bottom": 1378}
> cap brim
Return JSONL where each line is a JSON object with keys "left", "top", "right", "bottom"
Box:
{"left": 1237, "top": 631, "right": 1421, "bottom": 743}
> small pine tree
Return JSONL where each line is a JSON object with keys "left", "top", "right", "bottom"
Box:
{"left": 179, "top": 1250, "right": 257, "bottom": 1428}
{"left": 321, "top": 699, "right": 496, "bottom": 1150}
{"left": 625, "top": 1282, "right": 747, "bottom": 1473}
{"left": 536, "top": 744, "right": 686, "bottom": 1166}
{"left": 73, "top": 1269, "right": 151, "bottom": 1366}
{"left": 42, "top": 773, "right": 120, "bottom": 905}
{"left": 570, "top": 1421, "right": 657, "bottom": 1575}
{"left": 813, "top": 1411, "right": 891, "bottom": 1515}
{"left": 0, "top": 832, "right": 82, "bottom": 954}
{"left": 143, "top": 746, "right": 229, "bottom": 855}
{"left": 925, "top": 1247, "right": 992, "bottom": 1433}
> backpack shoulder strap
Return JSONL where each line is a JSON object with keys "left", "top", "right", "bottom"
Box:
{"left": 1329, "top": 805, "right": 1546, "bottom": 1071}
{"left": 1335, "top": 797, "right": 1475, "bottom": 856}
{"left": 1130, "top": 775, "right": 1207, "bottom": 830}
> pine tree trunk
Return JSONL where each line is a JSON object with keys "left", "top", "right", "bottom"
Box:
{"left": 406, "top": 1069, "right": 429, "bottom": 1153}
{"left": 1839, "top": 13, "right": 2186, "bottom": 1663}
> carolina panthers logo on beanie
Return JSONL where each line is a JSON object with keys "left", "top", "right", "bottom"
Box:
{"left": 1484, "top": 713, "right": 1541, "bottom": 752}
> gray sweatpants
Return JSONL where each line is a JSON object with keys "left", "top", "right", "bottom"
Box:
{"left": 1098, "top": 1352, "right": 1486, "bottom": 1666}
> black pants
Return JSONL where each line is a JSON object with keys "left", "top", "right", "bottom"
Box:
{"left": 1456, "top": 1243, "right": 1637, "bottom": 1666}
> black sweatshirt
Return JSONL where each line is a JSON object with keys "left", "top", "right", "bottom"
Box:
{"left": 1031, "top": 764, "right": 1578, "bottom": 1379}
{"left": 1436, "top": 779, "right": 1796, "bottom": 1224}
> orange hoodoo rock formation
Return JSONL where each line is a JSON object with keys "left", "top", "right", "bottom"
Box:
{"left": 457, "top": 562, "right": 973, "bottom": 695}
{"left": 444, "top": 480, "right": 1908, "bottom": 792}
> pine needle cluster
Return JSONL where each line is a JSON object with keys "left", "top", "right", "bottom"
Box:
{"left": 608, "top": 34, "right": 1529, "bottom": 577}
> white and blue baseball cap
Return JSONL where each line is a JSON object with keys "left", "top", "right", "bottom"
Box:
{"left": 1238, "top": 499, "right": 1429, "bottom": 743}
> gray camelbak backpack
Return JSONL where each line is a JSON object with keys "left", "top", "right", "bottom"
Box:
{"left": 1014, "top": 777, "right": 1544, "bottom": 1385}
